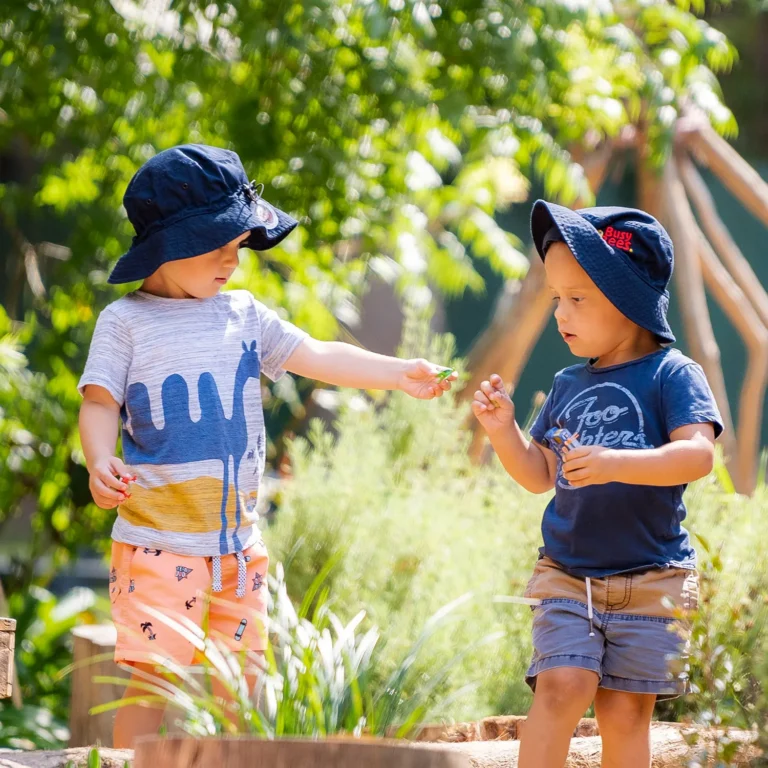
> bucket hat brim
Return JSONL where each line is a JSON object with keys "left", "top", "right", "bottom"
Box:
{"left": 108, "top": 193, "right": 297, "bottom": 285}
{"left": 531, "top": 200, "right": 675, "bottom": 344}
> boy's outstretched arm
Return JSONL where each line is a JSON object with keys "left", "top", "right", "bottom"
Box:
{"left": 283, "top": 338, "right": 458, "bottom": 400}
{"left": 472, "top": 374, "right": 556, "bottom": 494}
{"left": 561, "top": 423, "right": 716, "bottom": 488}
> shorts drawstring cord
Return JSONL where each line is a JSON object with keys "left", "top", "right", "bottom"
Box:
{"left": 211, "top": 552, "right": 248, "bottom": 598}
{"left": 586, "top": 577, "right": 596, "bottom": 637}
{"left": 212, "top": 555, "right": 223, "bottom": 593}
{"left": 235, "top": 551, "right": 247, "bottom": 598}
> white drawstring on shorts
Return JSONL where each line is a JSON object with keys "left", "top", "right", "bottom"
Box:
{"left": 585, "top": 577, "right": 595, "bottom": 637}
{"left": 211, "top": 551, "right": 248, "bottom": 598}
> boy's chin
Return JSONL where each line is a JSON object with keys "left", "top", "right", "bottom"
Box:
{"left": 565, "top": 339, "right": 597, "bottom": 358}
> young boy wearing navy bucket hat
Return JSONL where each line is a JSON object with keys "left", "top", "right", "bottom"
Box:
{"left": 77, "top": 144, "right": 458, "bottom": 747}
{"left": 472, "top": 201, "right": 723, "bottom": 768}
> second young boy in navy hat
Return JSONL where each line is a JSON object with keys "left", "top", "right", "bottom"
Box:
{"left": 472, "top": 201, "right": 723, "bottom": 768}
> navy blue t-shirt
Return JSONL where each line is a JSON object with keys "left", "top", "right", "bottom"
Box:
{"left": 530, "top": 348, "right": 723, "bottom": 578}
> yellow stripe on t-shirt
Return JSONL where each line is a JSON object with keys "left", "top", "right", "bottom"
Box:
{"left": 118, "top": 477, "right": 257, "bottom": 533}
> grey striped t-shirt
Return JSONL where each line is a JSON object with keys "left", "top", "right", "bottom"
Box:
{"left": 78, "top": 289, "right": 307, "bottom": 556}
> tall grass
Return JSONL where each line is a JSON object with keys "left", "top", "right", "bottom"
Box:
{"left": 84, "top": 558, "right": 498, "bottom": 739}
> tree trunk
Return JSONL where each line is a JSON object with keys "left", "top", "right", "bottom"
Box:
{"left": 685, "top": 122, "right": 768, "bottom": 230}
{"left": 678, "top": 157, "right": 768, "bottom": 494}
{"left": 132, "top": 737, "right": 471, "bottom": 768}
{"left": 0, "top": 618, "right": 15, "bottom": 701}
{"left": 5, "top": 723, "right": 758, "bottom": 768}
{"left": 680, "top": 156, "right": 768, "bottom": 329}
{"left": 661, "top": 158, "right": 738, "bottom": 478}
{"left": 68, "top": 625, "right": 131, "bottom": 749}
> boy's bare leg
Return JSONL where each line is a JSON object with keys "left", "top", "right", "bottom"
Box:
{"left": 210, "top": 650, "right": 265, "bottom": 728}
{"left": 113, "top": 663, "right": 167, "bottom": 748}
{"left": 518, "top": 668, "right": 599, "bottom": 768}
{"left": 594, "top": 688, "right": 656, "bottom": 768}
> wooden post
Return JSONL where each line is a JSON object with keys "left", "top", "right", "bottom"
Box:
{"left": 0, "top": 618, "right": 16, "bottom": 701}
{"left": 68, "top": 625, "right": 131, "bottom": 749}
{"left": 133, "top": 737, "right": 471, "bottom": 768}
{"left": 679, "top": 157, "right": 768, "bottom": 329}
{"left": 661, "top": 158, "right": 738, "bottom": 474}
{"left": 678, "top": 156, "right": 768, "bottom": 494}
{"left": 685, "top": 122, "right": 768, "bottom": 230}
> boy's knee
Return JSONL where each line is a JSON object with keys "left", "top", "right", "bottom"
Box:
{"left": 534, "top": 667, "right": 598, "bottom": 713}
{"left": 596, "top": 690, "right": 655, "bottom": 733}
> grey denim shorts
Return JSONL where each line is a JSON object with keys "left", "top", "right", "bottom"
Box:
{"left": 523, "top": 556, "right": 699, "bottom": 699}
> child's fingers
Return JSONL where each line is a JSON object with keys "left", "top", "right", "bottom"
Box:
{"left": 94, "top": 493, "right": 118, "bottom": 509}
{"left": 479, "top": 380, "right": 497, "bottom": 399}
{"left": 563, "top": 446, "right": 588, "bottom": 462}
{"left": 471, "top": 400, "right": 488, "bottom": 417}
{"left": 563, "top": 468, "right": 590, "bottom": 484}
{"left": 474, "top": 389, "right": 492, "bottom": 408}
{"left": 94, "top": 476, "right": 129, "bottom": 500}
{"left": 490, "top": 374, "right": 506, "bottom": 392}
{"left": 100, "top": 471, "right": 129, "bottom": 493}
{"left": 110, "top": 458, "right": 136, "bottom": 483}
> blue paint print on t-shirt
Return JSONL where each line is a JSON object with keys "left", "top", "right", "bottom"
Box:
{"left": 530, "top": 348, "right": 723, "bottom": 578}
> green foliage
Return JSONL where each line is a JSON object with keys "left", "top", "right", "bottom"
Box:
{"left": 86, "top": 560, "right": 478, "bottom": 739}
{"left": 0, "top": 0, "right": 741, "bottom": 612}
{"left": 0, "top": 582, "right": 108, "bottom": 749}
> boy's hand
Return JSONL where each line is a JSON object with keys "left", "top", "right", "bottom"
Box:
{"left": 399, "top": 359, "right": 459, "bottom": 400}
{"left": 471, "top": 374, "right": 515, "bottom": 433}
{"left": 562, "top": 444, "right": 619, "bottom": 488}
{"left": 89, "top": 456, "right": 136, "bottom": 509}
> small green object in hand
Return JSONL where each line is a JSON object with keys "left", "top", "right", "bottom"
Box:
{"left": 436, "top": 368, "right": 455, "bottom": 381}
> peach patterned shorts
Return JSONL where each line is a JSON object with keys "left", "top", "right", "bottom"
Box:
{"left": 109, "top": 539, "right": 269, "bottom": 667}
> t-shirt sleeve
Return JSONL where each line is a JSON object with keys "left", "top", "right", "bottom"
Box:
{"left": 662, "top": 362, "right": 724, "bottom": 439}
{"left": 257, "top": 303, "right": 309, "bottom": 382}
{"left": 529, "top": 381, "right": 557, "bottom": 445}
{"left": 77, "top": 309, "right": 132, "bottom": 406}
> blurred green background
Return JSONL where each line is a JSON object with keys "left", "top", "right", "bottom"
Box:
{"left": 2, "top": 0, "right": 768, "bottom": 754}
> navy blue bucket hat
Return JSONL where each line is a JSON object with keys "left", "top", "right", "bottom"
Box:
{"left": 108, "top": 144, "right": 298, "bottom": 284}
{"left": 531, "top": 200, "right": 676, "bottom": 344}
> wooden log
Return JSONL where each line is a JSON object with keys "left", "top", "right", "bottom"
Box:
{"left": 416, "top": 715, "right": 600, "bottom": 743}
{"left": 677, "top": 159, "right": 768, "bottom": 494}
{"left": 9, "top": 722, "right": 758, "bottom": 768}
{"left": 68, "top": 625, "right": 131, "bottom": 749}
{"left": 462, "top": 143, "right": 615, "bottom": 462}
{"left": 661, "top": 159, "right": 738, "bottom": 474}
{"left": 446, "top": 724, "right": 758, "bottom": 767}
{"left": 0, "top": 618, "right": 16, "bottom": 701}
{"left": 684, "top": 122, "right": 768, "bottom": 230}
{"left": 680, "top": 156, "right": 768, "bottom": 329}
{"left": 133, "top": 737, "right": 471, "bottom": 768}
{"left": 0, "top": 747, "right": 132, "bottom": 768}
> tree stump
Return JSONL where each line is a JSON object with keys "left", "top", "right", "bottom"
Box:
{"left": 0, "top": 618, "right": 16, "bottom": 700}
{"left": 68, "top": 625, "right": 131, "bottom": 749}
{"left": 132, "top": 737, "right": 471, "bottom": 768}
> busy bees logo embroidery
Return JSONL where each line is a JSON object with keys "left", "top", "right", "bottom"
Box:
{"left": 598, "top": 226, "right": 633, "bottom": 253}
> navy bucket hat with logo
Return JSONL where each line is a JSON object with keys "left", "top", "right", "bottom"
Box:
{"left": 108, "top": 144, "right": 298, "bottom": 284}
{"left": 531, "top": 200, "right": 676, "bottom": 344}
